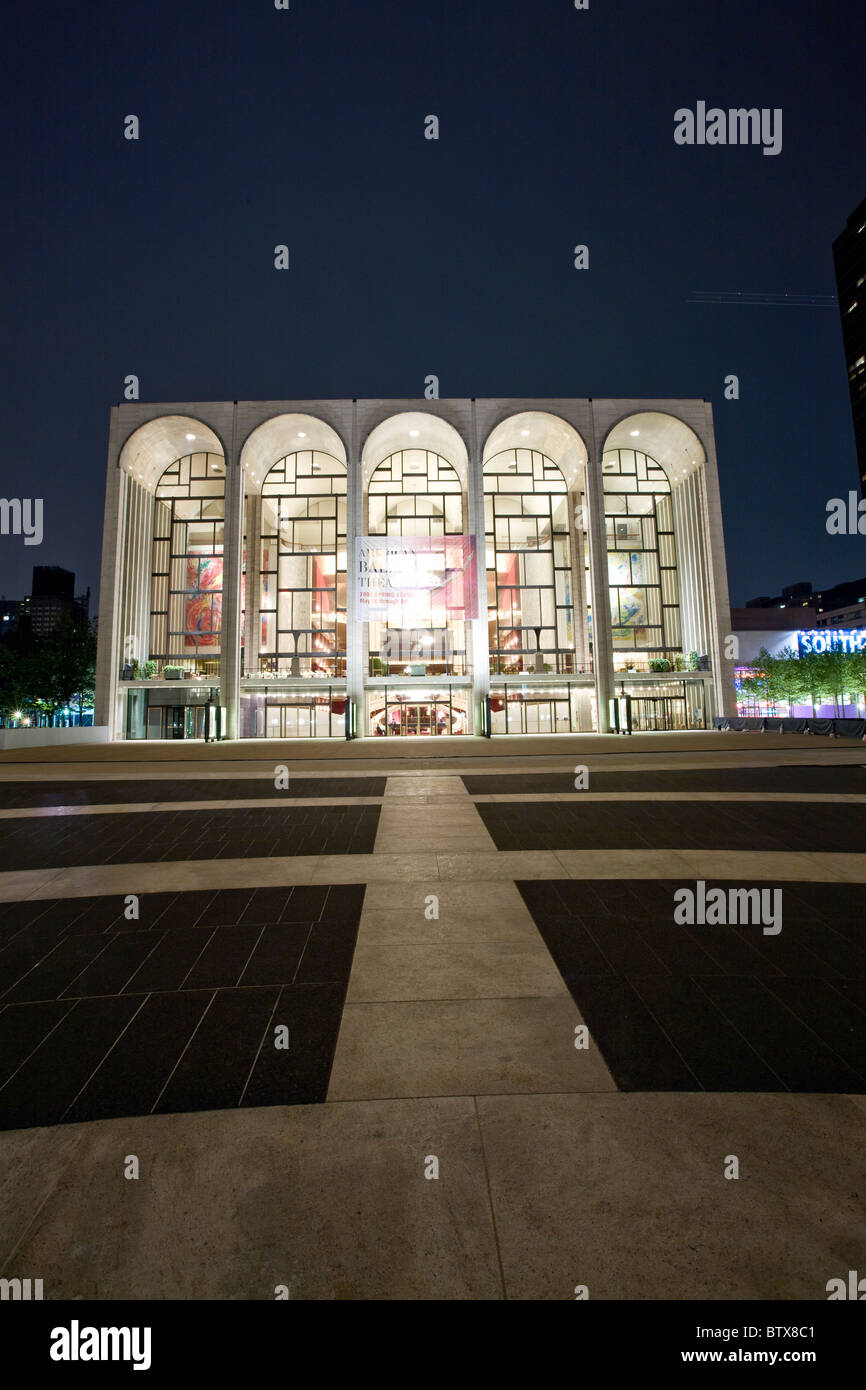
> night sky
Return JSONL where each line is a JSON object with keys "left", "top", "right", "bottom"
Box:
{"left": 1, "top": 0, "right": 864, "bottom": 608}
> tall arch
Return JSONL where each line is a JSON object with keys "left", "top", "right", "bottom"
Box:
{"left": 599, "top": 411, "right": 716, "bottom": 729}
{"left": 239, "top": 415, "right": 349, "bottom": 736}
{"left": 481, "top": 412, "right": 594, "bottom": 732}
{"left": 601, "top": 411, "right": 708, "bottom": 670}
{"left": 361, "top": 413, "right": 472, "bottom": 734}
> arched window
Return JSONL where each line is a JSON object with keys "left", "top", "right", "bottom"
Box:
{"left": 367, "top": 449, "right": 467, "bottom": 676}
{"left": 149, "top": 452, "right": 225, "bottom": 674}
{"left": 484, "top": 449, "right": 577, "bottom": 675}
{"left": 602, "top": 448, "right": 681, "bottom": 664}
{"left": 368, "top": 448, "right": 463, "bottom": 536}
{"left": 259, "top": 450, "right": 347, "bottom": 677}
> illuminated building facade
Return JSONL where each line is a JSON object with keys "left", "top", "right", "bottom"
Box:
{"left": 95, "top": 398, "right": 735, "bottom": 738}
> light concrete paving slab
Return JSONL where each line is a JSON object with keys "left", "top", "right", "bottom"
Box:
{"left": 374, "top": 832, "right": 497, "bottom": 853}
{"left": 0, "top": 1125, "right": 86, "bottom": 1270}
{"left": 0, "top": 1101, "right": 504, "bottom": 1300}
{"left": 346, "top": 940, "right": 568, "bottom": 1002}
{"left": 328, "top": 998, "right": 616, "bottom": 1100}
{"left": 0, "top": 797, "right": 386, "bottom": 820}
{"left": 0, "top": 869, "right": 66, "bottom": 902}
{"left": 674, "top": 851, "right": 864, "bottom": 882}
{"left": 14, "top": 857, "right": 322, "bottom": 900}
{"left": 308, "top": 853, "right": 440, "bottom": 883}
{"left": 476, "top": 1092, "right": 866, "bottom": 1301}
{"left": 554, "top": 849, "right": 696, "bottom": 879}
{"left": 436, "top": 851, "right": 567, "bottom": 880}
{"left": 361, "top": 880, "right": 528, "bottom": 914}
{"left": 357, "top": 906, "right": 540, "bottom": 945}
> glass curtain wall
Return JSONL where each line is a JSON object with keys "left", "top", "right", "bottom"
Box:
{"left": 484, "top": 449, "right": 576, "bottom": 674}
{"left": 259, "top": 451, "right": 347, "bottom": 677}
{"left": 367, "top": 449, "right": 467, "bottom": 676}
{"left": 149, "top": 452, "right": 225, "bottom": 675}
{"left": 602, "top": 448, "right": 681, "bottom": 669}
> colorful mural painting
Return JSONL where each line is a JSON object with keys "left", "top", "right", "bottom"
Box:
{"left": 185, "top": 554, "right": 222, "bottom": 648}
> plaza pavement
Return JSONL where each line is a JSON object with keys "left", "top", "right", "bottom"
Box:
{"left": 0, "top": 734, "right": 864, "bottom": 1300}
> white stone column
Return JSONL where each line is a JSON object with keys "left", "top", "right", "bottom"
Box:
{"left": 345, "top": 400, "right": 364, "bottom": 736}
{"left": 94, "top": 408, "right": 124, "bottom": 737}
{"left": 244, "top": 490, "right": 261, "bottom": 677}
{"left": 697, "top": 403, "right": 737, "bottom": 716}
{"left": 567, "top": 490, "right": 590, "bottom": 671}
{"left": 585, "top": 409, "right": 614, "bottom": 732}
{"left": 220, "top": 404, "right": 243, "bottom": 740}
{"left": 467, "top": 399, "right": 489, "bottom": 732}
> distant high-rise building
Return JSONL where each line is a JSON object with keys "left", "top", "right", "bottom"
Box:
{"left": 832, "top": 196, "right": 866, "bottom": 495}
{"left": 21, "top": 567, "right": 90, "bottom": 636}
{"left": 0, "top": 598, "right": 21, "bottom": 635}
{"left": 742, "top": 576, "right": 866, "bottom": 629}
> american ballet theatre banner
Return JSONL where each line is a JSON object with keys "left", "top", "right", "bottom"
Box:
{"left": 354, "top": 535, "right": 478, "bottom": 622}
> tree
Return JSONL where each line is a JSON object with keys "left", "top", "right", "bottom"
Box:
{"left": 0, "top": 643, "right": 34, "bottom": 722}
{"left": 752, "top": 648, "right": 783, "bottom": 712}
{"left": 38, "top": 615, "right": 97, "bottom": 722}
{"left": 846, "top": 648, "right": 866, "bottom": 715}
{"left": 770, "top": 645, "right": 808, "bottom": 713}
{"left": 810, "top": 648, "right": 849, "bottom": 716}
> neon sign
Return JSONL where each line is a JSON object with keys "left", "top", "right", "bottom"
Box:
{"left": 797, "top": 629, "right": 866, "bottom": 655}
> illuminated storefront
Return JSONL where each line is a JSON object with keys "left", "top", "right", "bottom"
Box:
{"left": 96, "top": 398, "right": 735, "bottom": 738}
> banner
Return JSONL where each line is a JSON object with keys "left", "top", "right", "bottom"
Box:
{"left": 354, "top": 535, "right": 478, "bottom": 622}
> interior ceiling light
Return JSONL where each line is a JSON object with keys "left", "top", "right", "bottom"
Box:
{"left": 186, "top": 433, "right": 196, "bottom": 441}
{"left": 520, "top": 429, "right": 530, "bottom": 436}
{"left": 629, "top": 430, "right": 640, "bottom": 437}
{"left": 409, "top": 430, "right": 420, "bottom": 437}
{"left": 298, "top": 432, "right": 306, "bottom": 438}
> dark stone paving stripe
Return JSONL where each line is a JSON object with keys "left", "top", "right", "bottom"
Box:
{"left": 153, "top": 987, "right": 280, "bottom": 1115}
{"left": 629, "top": 975, "right": 784, "bottom": 1091}
{"left": 295, "top": 920, "right": 361, "bottom": 985}
{"left": 0, "top": 999, "right": 75, "bottom": 1086}
{"left": 0, "top": 804, "right": 381, "bottom": 870}
{"left": 61, "top": 933, "right": 163, "bottom": 998}
{"left": 0, "top": 776, "right": 387, "bottom": 809}
{"left": 562, "top": 975, "right": 700, "bottom": 1090}
{"left": 0, "top": 882, "right": 367, "bottom": 1130}
{"left": 181, "top": 925, "right": 265, "bottom": 990}
{"left": 4, "top": 935, "right": 113, "bottom": 1005}
{"left": 694, "top": 976, "right": 866, "bottom": 1091}
{"left": 518, "top": 878, "right": 866, "bottom": 1094}
{"left": 463, "top": 765, "right": 866, "bottom": 795}
{"left": 64, "top": 991, "right": 213, "bottom": 1124}
{"left": 123, "top": 930, "right": 216, "bottom": 993}
{"left": 476, "top": 798, "right": 866, "bottom": 853}
{"left": 241, "top": 983, "right": 347, "bottom": 1107}
{"left": 239, "top": 924, "right": 312, "bottom": 987}
{"left": 0, "top": 995, "right": 144, "bottom": 1129}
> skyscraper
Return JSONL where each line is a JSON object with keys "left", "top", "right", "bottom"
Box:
{"left": 21, "top": 566, "right": 90, "bottom": 636}
{"left": 832, "top": 196, "right": 866, "bottom": 495}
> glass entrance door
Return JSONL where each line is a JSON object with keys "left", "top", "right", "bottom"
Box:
{"left": 392, "top": 702, "right": 449, "bottom": 735}
{"left": 369, "top": 690, "right": 468, "bottom": 736}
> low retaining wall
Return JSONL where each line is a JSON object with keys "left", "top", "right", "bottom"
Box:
{"left": 715, "top": 716, "right": 866, "bottom": 739}
{"left": 0, "top": 726, "right": 110, "bottom": 749}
